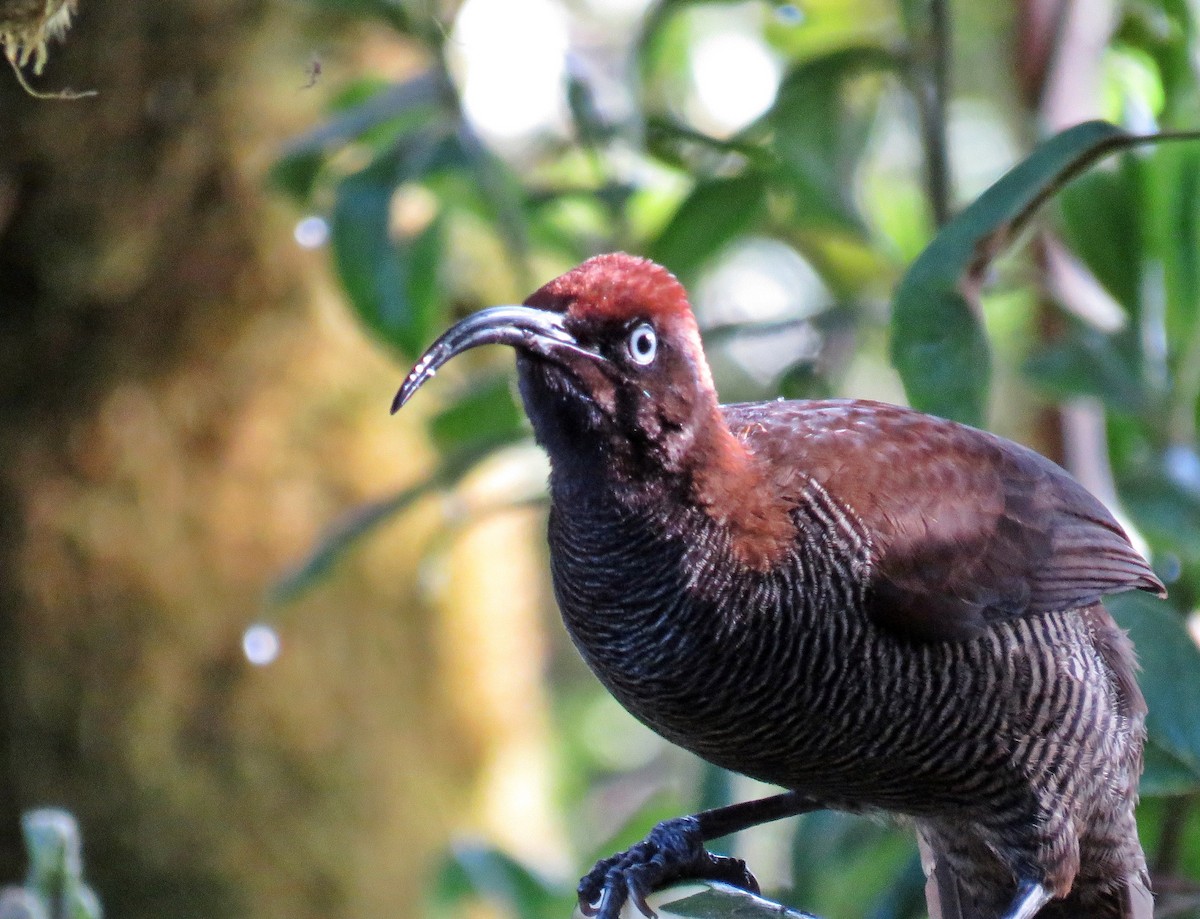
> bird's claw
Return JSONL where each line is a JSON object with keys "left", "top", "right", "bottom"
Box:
{"left": 577, "top": 817, "right": 759, "bottom": 919}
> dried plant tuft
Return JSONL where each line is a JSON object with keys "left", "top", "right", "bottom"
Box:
{"left": 0, "top": 0, "right": 94, "bottom": 99}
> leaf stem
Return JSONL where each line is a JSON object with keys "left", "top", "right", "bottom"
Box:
{"left": 912, "top": 0, "right": 953, "bottom": 227}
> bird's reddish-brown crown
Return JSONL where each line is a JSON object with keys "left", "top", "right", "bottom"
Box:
{"left": 524, "top": 252, "right": 692, "bottom": 322}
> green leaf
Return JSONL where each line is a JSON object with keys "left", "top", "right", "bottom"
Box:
{"left": 428, "top": 374, "right": 526, "bottom": 455}
{"left": 279, "top": 72, "right": 443, "bottom": 163}
{"left": 1114, "top": 1, "right": 1198, "bottom": 124}
{"left": 891, "top": 281, "right": 992, "bottom": 427}
{"left": 22, "top": 809, "right": 82, "bottom": 893}
{"left": 404, "top": 215, "right": 442, "bottom": 339}
{"left": 644, "top": 117, "right": 772, "bottom": 172}
{"left": 1144, "top": 141, "right": 1200, "bottom": 344}
{"left": 1142, "top": 741, "right": 1200, "bottom": 797}
{"left": 648, "top": 173, "right": 768, "bottom": 282}
{"left": 638, "top": 0, "right": 767, "bottom": 61}
{"left": 788, "top": 810, "right": 914, "bottom": 916}
{"left": 13, "top": 810, "right": 101, "bottom": 919}
{"left": 1059, "top": 140, "right": 1200, "bottom": 353}
{"left": 330, "top": 157, "right": 403, "bottom": 337}
{"left": 330, "top": 148, "right": 443, "bottom": 359}
{"left": 567, "top": 72, "right": 615, "bottom": 151}
{"left": 1119, "top": 464, "right": 1200, "bottom": 563}
{"left": 893, "top": 121, "right": 1116, "bottom": 425}
{"left": 435, "top": 843, "right": 565, "bottom": 919}
{"left": 270, "top": 485, "right": 434, "bottom": 606}
{"left": 865, "top": 851, "right": 929, "bottom": 919}
{"left": 269, "top": 150, "right": 325, "bottom": 203}
{"left": 695, "top": 762, "right": 737, "bottom": 815}
{"left": 892, "top": 120, "right": 1200, "bottom": 426}
{"left": 1024, "top": 320, "right": 1145, "bottom": 413}
{"left": 1110, "top": 592, "right": 1200, "bottom": 795}
{"left": 269, "top": 446, "right": 488, "bottom": 605}
{"left": 768, "top": 46, "right": 897, "bottom": 235}
{"left": 1057, "top": 156, "right": 1143, "bottom": 314}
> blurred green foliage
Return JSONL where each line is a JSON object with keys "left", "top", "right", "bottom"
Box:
{"left": 0, "top": 810, "right": 102, "bottom": 919}
{"left": 275, "top": 0, "right": 1200, "bottom": 916}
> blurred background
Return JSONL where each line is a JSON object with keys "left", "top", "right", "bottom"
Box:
{"left": 1, "top": 0, "right": 1199, "bottom": 917}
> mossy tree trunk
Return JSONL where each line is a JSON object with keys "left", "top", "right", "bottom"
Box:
{"left": 0, "top": 3, "right": 557, "bottom": 917}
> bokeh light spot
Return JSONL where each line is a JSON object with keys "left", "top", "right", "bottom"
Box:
{"left": 451, "top": 0, "right": 570, "bottom": 145}
{"left": 294, "top": 216, "right": 329, "bottom": 249}
{"left": 243, "top": 623, "right": 281, "bottom": 666}
{"left": 689, "top": 31, "right": 780, "bottom": 135}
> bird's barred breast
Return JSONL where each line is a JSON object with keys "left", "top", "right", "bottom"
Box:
{"left": 547, "top": 486, "right": 1135, "bottom": 820}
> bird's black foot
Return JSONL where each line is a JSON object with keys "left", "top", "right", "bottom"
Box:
{"left": 577, "top": 816, "right": 759, "bottom": 919}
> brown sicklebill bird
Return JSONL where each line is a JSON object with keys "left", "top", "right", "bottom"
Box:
{"left": 393, "top": 253, "right": 1165, "bottom": 919}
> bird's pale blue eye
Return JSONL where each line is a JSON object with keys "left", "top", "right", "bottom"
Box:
{"left": 627, "top": 323, "right": 657, "bottom": 365}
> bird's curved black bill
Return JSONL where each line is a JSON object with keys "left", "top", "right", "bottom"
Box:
{"left": 391, "top": 304, "right": 601, "bottom": 413}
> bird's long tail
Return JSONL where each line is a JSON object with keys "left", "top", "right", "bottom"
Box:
{"left": 1034, "top": 870, "right": 1153, "bottom": 919}
{"left": 918, "top": 829, "right": 989, "bottom": 919}
{"left": 919, "top": 830, "right": 965, "bottom": 919}
{"left": 920, "top": 604, "right": 1152, "bottom": 919}
{"left": 918, "top": 830, "right": 1154, "bottom": 919}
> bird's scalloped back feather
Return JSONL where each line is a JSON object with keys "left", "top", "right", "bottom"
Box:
{"left": 724, "top": 399, "right": 1164, "bottom": 642}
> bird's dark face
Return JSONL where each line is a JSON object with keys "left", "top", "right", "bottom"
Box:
{"left": 394, "top": 253, "right": 720, "bottom": 477}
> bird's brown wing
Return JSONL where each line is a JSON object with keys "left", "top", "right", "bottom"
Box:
{"left": 725, "top": 399, "right": 1165, "bottom": 642}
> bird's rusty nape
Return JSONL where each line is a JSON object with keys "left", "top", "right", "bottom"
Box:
{"left": 390, "top": 303, "right": 605, "bottom": 413}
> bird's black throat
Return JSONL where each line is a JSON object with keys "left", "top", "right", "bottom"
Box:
{"left": 516, "top": 351, "right": 705, "bottom": 501}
